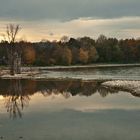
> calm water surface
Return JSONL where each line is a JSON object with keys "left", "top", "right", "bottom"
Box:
{"left": 0, "top": 78, "right": 140, "bottom": 140}
{"left": 41, "top": 66, "right": 140, "bottom": 80}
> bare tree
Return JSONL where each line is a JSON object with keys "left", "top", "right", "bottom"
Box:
{"left": 60, "top": 35, "right": 69, "bottom": 43}
{"left": 5, "top": 24, "right": 21, "bottom": 75}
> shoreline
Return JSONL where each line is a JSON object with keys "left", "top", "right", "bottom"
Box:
{"left": 1, "top": 63, "right": 140, "bottom": 71}
{"left": 32, "top": 63, "right": 140, "bottom": 71}
{"left": 0, "top": 63, "right": 140, "bottom": 80}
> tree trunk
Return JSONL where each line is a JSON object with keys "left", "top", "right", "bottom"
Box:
{"left": 10, "top": 52, "right": 15, "bottom": 75}
{"left": 16, "top": 55, "right": 21, "bottom": 74}
{"left": 9, "top": 51, "right": 21, "bottom": 75}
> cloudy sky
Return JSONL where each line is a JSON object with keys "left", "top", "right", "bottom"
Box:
{"left": 0, "top": 0, "right": 140, "bottom": 41}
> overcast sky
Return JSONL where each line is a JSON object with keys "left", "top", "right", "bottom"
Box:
{"left": 0, "top": 0, "right": 140, "bottom": 41}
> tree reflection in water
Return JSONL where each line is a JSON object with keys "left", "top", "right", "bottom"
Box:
{"left": 0, "top": 79, "right": 139, "bottom": 119}
{"left": 4, "top": 80, "right": 30, "bottom": 119}
{"left": 0, "top": 79, "right": 36, "bottom": 119}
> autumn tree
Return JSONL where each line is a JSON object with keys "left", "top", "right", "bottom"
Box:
{"left": 23, "top": 45, "right": 36, "bottom": 65}
{"left": 78, "top": 36, "right": 98, "bottom": 63}
{"left": 71, "top": 47, "right": 79, "bottom": 64}
{"left": 61, "top": 47, "right": 72, "bottom": 65}
{"left": 95, "top": 35, "right": 108, "bottom": 62}
{"left": 52, "top": 45, "right": 72, "bottom": 65}
{"left": 79, "top": 48, "right": 89, "bottom": 64}
{"left": 79, "top": 36, "right": 95, "bottom": 48}
{"left": 88, "top": 47, "right": 99, "bottom": 63}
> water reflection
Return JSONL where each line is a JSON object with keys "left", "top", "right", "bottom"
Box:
{"left": 0, "top": 80, "right": 36, "bottom": 119}
{"left": 3, "top": 80, "right": 30, "bottom": 119}
{"left": 0, "top": 79, "right": 139, "bottom": 118}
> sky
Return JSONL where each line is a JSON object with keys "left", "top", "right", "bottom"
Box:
{"left": 0, "top": 0, "right": 140, "bottom": 41}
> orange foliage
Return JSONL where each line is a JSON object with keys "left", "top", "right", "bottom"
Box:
{"left": 23, "top": 46, "right": 36, "bottom": 64}
{"left": 79, "top": 48, "right": 89, "bottom": 64}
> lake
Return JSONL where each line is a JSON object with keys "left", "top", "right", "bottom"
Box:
{"left": 0, "top": 66, "right": 140, "bottom": 140}
{"left": 39, "top": 66, "right": 140, "bottom": 80}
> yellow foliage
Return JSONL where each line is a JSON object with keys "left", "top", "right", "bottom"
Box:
{"left": 79, "top": 48, "right": 89, "bottom": 64}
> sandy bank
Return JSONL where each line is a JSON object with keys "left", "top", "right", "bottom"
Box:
{"left": 102, "top": 80, "right": 140, "bottom": 96}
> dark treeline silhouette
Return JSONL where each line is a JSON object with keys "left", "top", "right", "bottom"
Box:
{"left": 0, "top": 79, "right": 139, "bottom": 118}
{"left": 0, "top": 35, "right": 140, "bottom": 66}
{"left": 0, "top": 79, "right": 108, "bottom": 97}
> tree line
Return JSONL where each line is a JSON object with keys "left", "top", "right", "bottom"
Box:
{"left": 0, "top": 35, "right": 140, "bottom": 66}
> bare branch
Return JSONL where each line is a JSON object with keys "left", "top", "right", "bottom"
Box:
{"left": 13, "top": 25, "right": 20, "bottom": 42}
{"left": 6, "top": 25, "right": 11, "bottom": 43}
{"left": 6, "top": 24, "right": 20, "bottom": 43}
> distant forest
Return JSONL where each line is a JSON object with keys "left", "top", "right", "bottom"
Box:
{"left": 0, "top": 35, "right": 140, "bottom": 66}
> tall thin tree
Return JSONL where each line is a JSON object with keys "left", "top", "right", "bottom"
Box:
{"left": 5, "top": 24, "right": 21, "bottom": 75}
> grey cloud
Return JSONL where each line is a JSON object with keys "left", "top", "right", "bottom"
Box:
{"left": 0, "top": 0, "right": 139, "bottom": 21}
